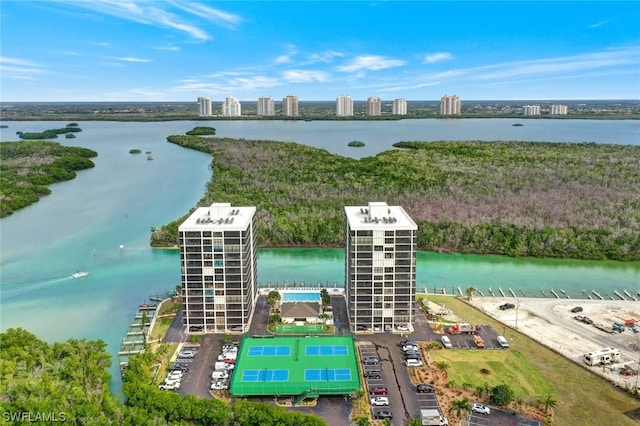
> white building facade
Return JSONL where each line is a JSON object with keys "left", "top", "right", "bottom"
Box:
{"left": 336, "top": 95, "right": 354, "bottom": 117}
{"left": 197, "top": 96, "right": 212, "bottom": 116}
{"left": 440, "top": 95, "right": 461, "bottom": 115}
{"left": 366, "top": 96, "right": 382, "bottom": 116}
{"left": 257, "top": 96, "right": 275, "bottom": 116}
{"left": 282, "top": 95, "right": 299, "bottom": 117}
{"left": 344, "top": 202, "right": 417, "bottom": 332}
{"left": 550, "top": 104, "right": 568, "bottom": 115}
{"left": 392, "top": 98, "right": 408, "bottom": 115}
{"left": 222, "top": 96, "right": 242, "bottom": 117}
{"left": 179, "top": 203, "right": 257, "bottom": 333}
{"left": 523, "top": 105, "right": 541, "bottom": 116}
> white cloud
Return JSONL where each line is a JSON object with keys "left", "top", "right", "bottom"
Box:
{"left": 305, "top": 50, "right": 344, "bottom": 64}
{"left": 282, "top": 70, "right": 329, "bottom": 83}
{"left": 337, "top": 55, "right": 405, "bottom": 72}
{"left": 275, "top": 55, "right": 292, "bottom": 64}
{"left": 115, "top": 57, "right": 151, "bottom": 63}
{"left": 588, "top": 19, "right": 612, "bottom": 29}
{"left": 470, "top": 46, "right": 640, "bottom": 81}
{"left": 62, "top": 0, "right": 243, "bottom": 41}
{"left": 0, "top": 56, "right": 46, "bottom": 78}
{"left": 423, "top": 52, "right": 453, "bottom": 64}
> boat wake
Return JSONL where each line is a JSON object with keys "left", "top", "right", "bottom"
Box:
{"left": 2, "top": 276, "right": 75, "bottom": 299}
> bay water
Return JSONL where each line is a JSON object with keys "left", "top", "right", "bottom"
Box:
{"left": 1, "top": 119, "right": 638, "bottom": 394}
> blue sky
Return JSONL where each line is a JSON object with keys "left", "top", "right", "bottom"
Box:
{"left": 1, "top": 1, "right": 639, "bottom": 102}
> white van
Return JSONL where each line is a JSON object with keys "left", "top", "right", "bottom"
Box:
{"left": 441, "top": 336, "right": 453, "bottom": 349}
{"left": 406, "top": 359, "right": 423, "bottom": 367}
{"left": 497, "top": 335, "right": 509, "bottom": 349}
{"left": 211, "top": 370, "right": 229, "bottom": 380}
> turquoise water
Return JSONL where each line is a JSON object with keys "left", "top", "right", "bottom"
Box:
{"left": 280, "top": 292, "right": 322, "bottom": 302}
{"left": 1, "top": 120, "right": 638, "bottom": 395}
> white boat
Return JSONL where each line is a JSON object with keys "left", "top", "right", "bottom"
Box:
{"left": 71, "top": 271, "right": 90, "bottom": 279}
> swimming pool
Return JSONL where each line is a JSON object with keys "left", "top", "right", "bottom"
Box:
{"left": 280, "top": 292, "right": 321, "bottom": 302}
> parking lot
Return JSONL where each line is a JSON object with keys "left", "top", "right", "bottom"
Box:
{"left": 161, "top": 295, "right": 539, "bottom": 425}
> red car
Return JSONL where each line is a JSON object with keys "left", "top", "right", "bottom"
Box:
{"left": 369, "top": 386, "right": 388, "bottom": 395}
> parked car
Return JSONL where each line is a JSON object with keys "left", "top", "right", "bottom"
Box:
{"left": 571, "top": 306, "right": 584, "bottom": 313}
{"left": 396, "top": 324, "right": 410, "bottom": 331}
{"left": 178, "top": 350, "right": 196, "bottom": 358}
{"left": 472, "top": 403, "right": 490, "bottom": 414}
{"left": 167, "top": 371, "right": 184, "bottom": 380}
{"left": 369, "top": 386, "right": 388, "bottom": 395}
{"left": 373, "top": 409, "right": 393, "bottom": 419}
{"left": 356, "top": 325, "right": 369, "bottom": 331}
{"left": 362, "top": 356, "right": 379, "bottom": 365}
{"left": 402, "top": 345, "right": 419, "bottom": 352}
{"left": 364, "top": 370, "right": 381, "bottom": 379}
{"left": 222, "top": 343, "right": 237, "bottom": 351}
{"left": 210, "top": 381, "right": 229, "bottom": 390}
{"left": 169, "top": 364, "right": 189, "bottom": 372}
{"left": 417, "top": 383, "right": 435, "bottom": 393}
{"left": 582, "top": 316, "right": 594, "bottom": 325}
{"left": 188, "top": 325, "right": 203, "bottom": 332}
{"left": 499, "top": 303, "right": 515, "bottom": 310}
{"left": 370, "top": 396, "right": 389, "bottom": 406}
{"left": 405, "top": 359, "right": 423, "bottom": 367}
{"left": 400, "top": 340, "right": 416, "bottom": 347}
{"left": 574, "top": 315, "right": 585, "bottom": 321}
{"left": 158, "top": 382, "right": 179, "bottom": 390}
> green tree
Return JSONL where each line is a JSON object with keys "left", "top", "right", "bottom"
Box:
{"left": 449, "top": 398, "right": 471, "bottom": 422}
{"left": 435, "top": 361, "right": 449, "bottom": 373}
{"left": 491, "top": 384, "right": 515, "bottom": 406}
{"left": 465, "top": 286, "right": 477, "bottom": 301}
{"left": 267, "top": 290, "right": 281, "bottom": 310}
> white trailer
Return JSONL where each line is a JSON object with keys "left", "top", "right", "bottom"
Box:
{"left": 421, "top": 409, "right": 449, "bottom": 426}
{"left": 583, "top": 347, "right": 621, "bottom": 366}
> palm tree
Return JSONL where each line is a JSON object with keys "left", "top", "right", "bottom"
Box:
{"left": 435, "top": 361, "right": 450, "bottom": 373}
{"left": 449, "top": 398, "right": 471, "bottom": 423}
{"left": 539, "top": 394, "right": 557, "bottom": 413}
{"left": 465, "top": 286, "right": 477, "bottom": 301}
{"left": 405, "top": 418, "right": 422, "bottom": 426}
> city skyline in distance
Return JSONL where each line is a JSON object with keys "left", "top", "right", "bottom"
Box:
{"left": 1, "top": 1, "right": 639, "bottom": 102}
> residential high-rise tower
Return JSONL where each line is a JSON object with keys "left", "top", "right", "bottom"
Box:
{"left": 336, "top": 95, "right": 354, "bottom": 117}
{"left": 282, "top": 95, "right": 299, "bottom": 117}
{"left": 440, "top": 95, "right": 461, "bottom": 115}
{"left": 197, "top": 96, "right": 212, "bottom": 116}
{"left": 344, "top": 202, "right": 417, "bottom": 332}
{"left": 392, "top": 98, "right": 407, "bottom": 115}
{"left": 257, "top": 96, "right": 275, "bottom": 116}
{"left": 222, "top": 96, "right": 242, "bottom": 117}
{"left": 366, "top": 96, "right": 381, "bottom": 116}
{"left": 179, "top": 202, "right": 257, "bottom": 333}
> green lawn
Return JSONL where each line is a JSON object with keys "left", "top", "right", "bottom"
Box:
{"left": 431, "top": 350, "right": 553, "bottom": 397}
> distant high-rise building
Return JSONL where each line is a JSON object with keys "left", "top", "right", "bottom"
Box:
{"left": 344, "top": 202, "right": 417, "bottom": 332}
{"left": 550, "top": 104, "right": 568, "bottom": 115}
{"left": 336, "top": 95, "right": 354, "bottom": 117}
{"left": 523, "top": 105, "right": 541, "bottom": 116}
{"left": 197, "top": 96, "right": 212, "bottom": 116}
{"left": 257, "top": 96, "right": 275, "bottom": 116}
{"left": 366, "top": 96, "right": 382, "bottom": 116}
{"left": 392, "top": 98, "right": 407, "bottom": 115}
{"left": 282, "top": 95, "right": 299, "bottom": 117}
{"left": 179, "top": 202, "right": 257, "bottom": 333}
{"left": 440, "top": 95, "right": 461, "bottom": 115}
{"left": 222, "top": 96, "right": 242, "bottom": 117}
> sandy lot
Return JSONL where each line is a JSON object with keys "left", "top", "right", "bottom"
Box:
{"left": 465, "top": 297, "right": 640, "bottom": 388}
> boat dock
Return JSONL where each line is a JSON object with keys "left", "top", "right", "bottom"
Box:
{"left": 118, "top": 303, "right": 157, "bottom": 370}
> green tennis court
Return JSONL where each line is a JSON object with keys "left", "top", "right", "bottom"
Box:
{"left": 274, "top": 324, "right": 324, "bottom": 334}
{"left": 230, "top": 336, "right": 361, "bottom": 398}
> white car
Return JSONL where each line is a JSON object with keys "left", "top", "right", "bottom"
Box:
{"left": 178, "top": 350, "right": 196, "bottom": 358}
{"left": 397, "top": 324, "right": 410, "bottom": 331}
{"left": 402, "top": 345, "right": 418, "bottom": 352}
{"left": 159, "top": 380, "right": 180, "bottom": 390}
{"left": 471, "top": 403, "right": 490, "bottom": 415}
{"left": 370, "top": 396, "right": 389, "bottom": 406}
{"left": 210, "top": 381, "right": 229, "bottom": 390}
{"left": 166, "top": 372, "right": 183, "bottom": 381}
